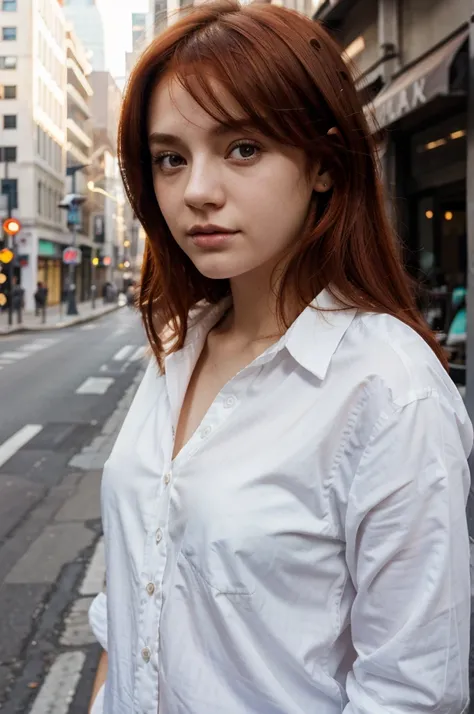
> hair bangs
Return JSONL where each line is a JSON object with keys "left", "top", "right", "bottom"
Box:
{"left": 167, "top": 21, "right": 326, "bottom": 152}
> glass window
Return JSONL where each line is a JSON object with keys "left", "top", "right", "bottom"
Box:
{"left": 3, "top": 85, "right": 16, "bottom": 98}
{"left": 2, "top": 1, "right": 17, "bottom": 11}
{"left": 3, "top": 115, "right": 16, "bottom": 129}
{"left": 0, "top": 146, "right": 16, "bottom": 162}
{"left": 38, "top": 181, "right": 42, "bottom": 215}
{"left": 1, "top": 179, "right": 18, "bottom": 210}
{"left": 2, "top": 27, "right": 16, "bottom": 41}
{"left": 0, "top": 56, "right": 17, "bottom": 69}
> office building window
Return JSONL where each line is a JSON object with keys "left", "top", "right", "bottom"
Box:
{"left": 0, "top": 56, "right": 16, "bottom": 69}
{"left": 3, "top": 115, "right": 16, "bottom": 129}
{"left": 1, "top": 85, "right": 16, "bottom": 99}
{"left": 2, "top": 27, "right": 16, "bottom": 41}
{"left": 1, "top": 179, "right": 18, "bottom": 209}
{"left": 0, "top": 147, "right": 16, "bottom": 162}
{"left": 37, "top": 182, "right": 42, "bottom": 215}
{"left": 2, "top": 0, "right": 17, "bottom": 10}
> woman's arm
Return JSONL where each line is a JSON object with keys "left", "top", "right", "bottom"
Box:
{"left": 89, "top": 651, "right": 108, "bottom": 713}
{"left": 343, "top": 393, "right": 472, "bottom": 713}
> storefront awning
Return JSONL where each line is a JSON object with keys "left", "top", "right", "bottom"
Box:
{"left": 370, "top": 29, "right": 468, "bottom": 129}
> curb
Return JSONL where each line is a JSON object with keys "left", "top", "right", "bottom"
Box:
{"left": 0, "top": 303, "right": 124, "bottom": 335}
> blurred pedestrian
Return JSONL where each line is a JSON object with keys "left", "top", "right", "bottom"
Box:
{"left": 89, "top": 3, "right": 473, "bottom": 714}
{"left": 34, "top": 281, "right": 48, "bottom": 317}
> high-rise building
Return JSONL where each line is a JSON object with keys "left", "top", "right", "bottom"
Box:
{"left": 0, "top": 0, "right": 67, "bottom": 310}
{"left": 63, "top": 0, "right": 106, "bottom": 72}
{"left": 88, "top": 71, "right": 124, "bottom": 284}
{"left": 132, "top": 13, "right": 148, "bottom": 52}
{"left": 65, "top": 27, "right": 95, "bottom": 302}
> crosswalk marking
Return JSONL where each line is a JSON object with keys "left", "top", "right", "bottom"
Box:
{"left": 29, "top": 652, "right": 86, "bottom": 714}
{"left": 0, "top": 351, "right": 28, "bottom": 360}
{"left": 130, "top": 346, "right": 147, "bottom": 362}
{"left": 76, "top": 377, "right": 114, "bottom": 395}
{"left": 0, "top": 338, "right": 60, "bottom": 368}
{"left": 0, "top": 425, "right": 43, "bottom": 469}
{"left": 113, "top": 345, "right": 134, "bottom": 361}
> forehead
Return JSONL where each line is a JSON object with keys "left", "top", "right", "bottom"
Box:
{"left": 147, "top": 73, "right": 246, "bottom": 136}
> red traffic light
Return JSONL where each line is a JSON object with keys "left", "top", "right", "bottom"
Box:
{"left": 3, "top": 218, "right": 21, "bottom": 236}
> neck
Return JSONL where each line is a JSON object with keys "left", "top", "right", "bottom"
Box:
{"left": 224, "top": 266, "right": 300, "bottom": 343}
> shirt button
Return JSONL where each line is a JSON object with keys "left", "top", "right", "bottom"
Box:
{"left": 200, "top": 425, "right": 212, "bottom": 439}
{"left": 164, "top": 471, "right": 171, "bottom": 485}
{"left": 141, "top": 647, "right": 151, "bottom": 663}
{"left": 224, "top": 395, "right": 236, "bottom": 408}
{"left": 155, "top": 528, "right": 163, "bottom": 543}
{"left": 146, "top": 582, "right": 155, "bottom": 596}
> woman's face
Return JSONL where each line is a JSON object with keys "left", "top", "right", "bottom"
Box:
{"left": 148, "top": 75, "right": 329, "bottom": 282}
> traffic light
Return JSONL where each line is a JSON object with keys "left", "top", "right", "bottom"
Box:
{"left": 3, "top": 218, "right": 21, "bottom": 236}
{"left": 0, "top": 271, "right": 6, "bottom": 307}
{"left": 0, "top": 248, "right": 14, "bottom": 264}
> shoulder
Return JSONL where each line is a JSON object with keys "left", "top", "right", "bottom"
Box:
{"left": 342, "top": 311, "right": 458, "bottom": 409}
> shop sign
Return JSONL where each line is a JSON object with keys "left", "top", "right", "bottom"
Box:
{"left": 377, "top": 77, "right": 427, "bottom": 128}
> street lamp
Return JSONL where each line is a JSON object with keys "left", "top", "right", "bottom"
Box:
{"left": 58, "top": 191, "right": 86, "bottom": 315}
{"left": 58, "top": 164, "right": 89, "bottom": 316}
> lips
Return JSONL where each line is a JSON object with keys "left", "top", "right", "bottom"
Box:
{"left": 187, "top": 225, "right": 238, "bottom": 249}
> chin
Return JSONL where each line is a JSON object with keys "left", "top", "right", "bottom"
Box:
{"left": 190, "top": 254, "right": 249, "bottom": 281}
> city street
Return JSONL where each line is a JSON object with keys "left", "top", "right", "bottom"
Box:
{"left": 0, "top": 306, "right": 147, "bottom": 714}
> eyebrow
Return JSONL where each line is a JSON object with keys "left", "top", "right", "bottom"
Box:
{"left": 148, "top": 121, "right": 257, "bottom": 147}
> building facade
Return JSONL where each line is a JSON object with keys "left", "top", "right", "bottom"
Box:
{"left": 0, "top": 0, "right": 68, "bottom": 310}
{"left": 314, "top": 0, "right": 470, "bottom": 389}
{"left": 62, "top": 0, "right": 106, "bottom": 71}
{"left": 65, "top": 26, "right": 95, "bottom": 303}
{"left": 88, "top": 71, "right": 124, "bottom": 288}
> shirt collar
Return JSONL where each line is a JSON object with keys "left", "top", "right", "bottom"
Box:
{"left": 283, "top": 288, "right": 358, "bottom": 381}
{"left": 175, "top": 288, "right": 357, "bottom": 382}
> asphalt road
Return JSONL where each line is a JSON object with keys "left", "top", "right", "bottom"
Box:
{"left": 0, "top": 306, "right": 147, "bottom": 712}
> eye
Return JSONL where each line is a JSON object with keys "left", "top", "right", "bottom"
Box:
{"left": 228, "top": 142, "right": 261, "bottom": 161}
{"left": 152, "top": 152, "right": 185, "bottom": 170}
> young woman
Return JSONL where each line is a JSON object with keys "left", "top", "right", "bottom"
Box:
{"left": 88, "top": 2, "right": 473, "bottom": 712}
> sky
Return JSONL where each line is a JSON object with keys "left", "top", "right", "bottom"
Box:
{"left": 96, "top": 0, "right": 149, "bottom": 80}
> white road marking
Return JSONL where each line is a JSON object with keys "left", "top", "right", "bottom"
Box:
{"left": 0, "top": 425, "right": 43, "bottom": 469}
{"left": 130, "top": 346, "right": 147, "bottom": 362}
{"left": 113, "top": 345, "right": 134, "bottom": 361}
{"left": 21, "top": 338, "right": 59, "bottom": 352}
{"left": 80, "top": 538, "right": 105, "bottom": 596}
{"left": 29, "top": 651, "right": 86, "bottom": 714}
{"left": 76, "top": 377, "right": 114, "bottom": 395}
{"left": 81, "top": 324, "right": 97, "bottom": 331}
{"left": 0, "top": 359, "right": 14, "bottom": 366}
{"left": 99, "top": 364, "right": 109, "bottom": 372}
{"left": 0, "top": 351, "right": 29, "bottom": 360}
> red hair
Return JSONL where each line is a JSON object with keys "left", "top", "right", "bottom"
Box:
{"left": 118, "top": 0, "right": 448, "bottom": 370}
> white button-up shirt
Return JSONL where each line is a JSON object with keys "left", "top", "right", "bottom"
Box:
{"left": 89, "top": 289, "right": 473, "bottom": 714}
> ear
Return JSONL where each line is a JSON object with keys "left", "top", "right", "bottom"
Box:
{"left": 313, "top": 126, "right": 340, "bottom": 193}
{"left": 313, "top": 166, "right": 333, "bottom": 193}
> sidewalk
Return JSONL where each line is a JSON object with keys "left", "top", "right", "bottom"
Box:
{"left": 0, "top": 299, "right": 124, "bottom": 335}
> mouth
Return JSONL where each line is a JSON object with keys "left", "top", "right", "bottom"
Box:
{"left": 187, "top": 225, "right": 239, "bottom": 248}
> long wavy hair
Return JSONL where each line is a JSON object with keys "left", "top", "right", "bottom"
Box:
{"left": 118, "top": 0, "right": 448, "bottom": 371}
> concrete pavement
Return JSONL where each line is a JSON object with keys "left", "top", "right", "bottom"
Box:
{"left": 0, "top": 308, "right": 146, "bottom": 713}
{"left": 0, "top": 299, "right": 124, "bottom": 335}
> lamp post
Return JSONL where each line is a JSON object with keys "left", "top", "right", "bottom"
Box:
{"left": 59, "top": 164, "right": 87, "bottom": 316}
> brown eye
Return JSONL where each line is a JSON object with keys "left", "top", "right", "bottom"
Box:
{"left": 228, "top": 142, "right": 261, "bottom": 161}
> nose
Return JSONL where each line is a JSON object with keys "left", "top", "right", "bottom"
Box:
{"left": 183, "top": 158, "right": 225, "bottom": 210}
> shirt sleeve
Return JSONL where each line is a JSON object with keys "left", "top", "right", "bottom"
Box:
{"left": 343, "top": 393, "right": 472, "bottom": 714}
{"left": 88, "top": 591, "right": 108, "bottom": 652}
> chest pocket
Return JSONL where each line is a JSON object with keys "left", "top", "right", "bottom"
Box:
{"left": 177, "top": 527, "right": 277, "bottom": 598}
